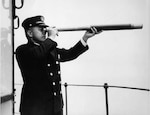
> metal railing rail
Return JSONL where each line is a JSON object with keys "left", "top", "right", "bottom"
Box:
{"left": 14, "top": 83, "right": 149, "bottom": 115}
{"left": 62, "top": 83, "right": 150, "bottom": 115}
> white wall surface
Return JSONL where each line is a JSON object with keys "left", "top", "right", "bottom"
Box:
{"left": 0, "top": 0, "right": 13, "bottom": 115}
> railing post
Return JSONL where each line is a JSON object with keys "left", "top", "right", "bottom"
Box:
{"left": 104, "top": 83, "right": 109, "bottom": 115}
{"left": 64, "top": 83, "right": 68, "bottom": 115}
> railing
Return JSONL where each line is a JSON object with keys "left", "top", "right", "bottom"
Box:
{"left": 14, "top": 83, "right": 150, "bottom": 115}
{"left": 62, "top": 83, "right": 149, "bottom": 115}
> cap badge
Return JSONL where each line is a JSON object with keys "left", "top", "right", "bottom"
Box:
{"left": 40, "top": 16, "right": 44, "bottom": 21}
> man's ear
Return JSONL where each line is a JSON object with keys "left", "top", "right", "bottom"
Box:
{"left": 27, "top": 29, "right": 33, "bottom": 38}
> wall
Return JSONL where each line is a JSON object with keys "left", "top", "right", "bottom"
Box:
{"left": 0, "top": 0, "right": 13, "bottom": 115}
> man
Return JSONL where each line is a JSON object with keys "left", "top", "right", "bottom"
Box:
{"left": 16, "top": 15, "right": 101, "bottom": 115}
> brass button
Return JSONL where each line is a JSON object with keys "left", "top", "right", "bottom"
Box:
{"left": 58, "top": 71, "right": 61, "bottom": 74}
{"left": 53, "top": 82, "right": 55, "bottom": 85}
{"left": 58, "top": 54, "right": 60, "bottom": 59}
{"left": 56, "top": 61, "right": 59, "bottom": 64}
{"left": 54, "top": 92, "right": 56, "bottom": 96}
{"left": 50, "top": 73, "right": 53, "bottom": 76}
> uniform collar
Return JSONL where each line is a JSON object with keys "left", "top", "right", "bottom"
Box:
{"left": 28, "top": 41, "right": 40, "bottom": 46}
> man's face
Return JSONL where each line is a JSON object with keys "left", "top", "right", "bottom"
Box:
{"left": 29, "top": 26, "right": 47, "bottom": 43}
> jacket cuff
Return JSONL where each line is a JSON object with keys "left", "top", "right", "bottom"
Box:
{"left": 80, "top": 38, "right": 88, "bottom": 47}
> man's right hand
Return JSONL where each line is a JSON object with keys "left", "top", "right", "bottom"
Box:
{"left": 47, "top": 27, "right": 58, "bottom": 39}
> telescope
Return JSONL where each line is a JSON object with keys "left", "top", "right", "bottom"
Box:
{"left": 57, "top": 24, "right": 143, "bottom": 32}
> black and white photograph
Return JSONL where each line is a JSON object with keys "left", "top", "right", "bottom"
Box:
{"left": 0, "top": 0, "right": 150, "bottom": 115}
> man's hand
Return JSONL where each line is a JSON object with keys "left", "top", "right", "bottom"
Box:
{"left": 47, "top": 27, "right": 58, "bottom": 39}
{"left": 82, "top": 27, "right": 102, "bottom": 43}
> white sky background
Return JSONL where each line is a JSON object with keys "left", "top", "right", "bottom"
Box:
{"left": 14, "top": 0, "right": 150, "bottom": 115}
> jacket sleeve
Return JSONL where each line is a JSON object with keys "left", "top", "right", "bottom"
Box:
{"left": 57, "top": 41, "right": 89, "bottom": 62}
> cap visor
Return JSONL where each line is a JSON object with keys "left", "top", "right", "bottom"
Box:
{"left": 38, "top": 23, "right": 49, "bottom": 27}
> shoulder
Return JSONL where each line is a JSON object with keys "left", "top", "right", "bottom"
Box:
{"left": 16, "top": 44, "right": 28, "bottom": 54}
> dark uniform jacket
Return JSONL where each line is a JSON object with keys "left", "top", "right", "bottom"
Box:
{"left": 16, "top": 38, "right": 88, "bottom": 115}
